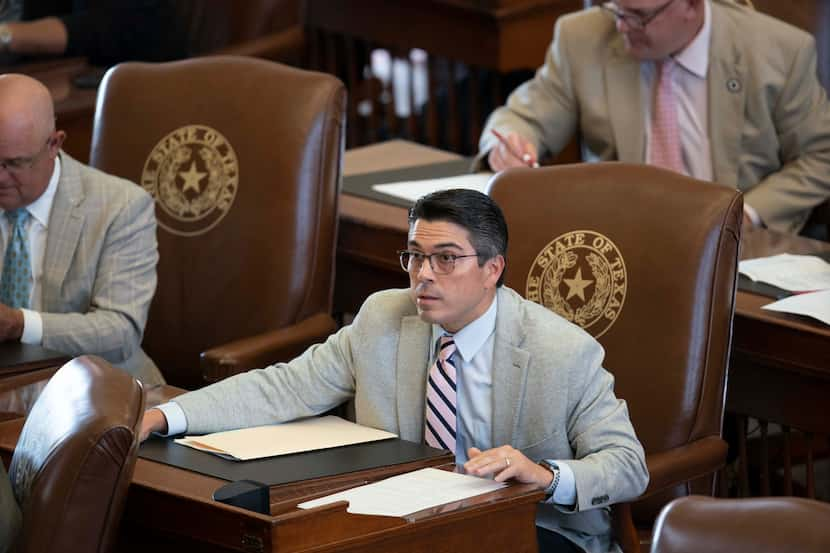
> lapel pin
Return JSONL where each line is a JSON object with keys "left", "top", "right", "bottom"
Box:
{"left": 727, "top": 78, "right": 742, "bottom": 93}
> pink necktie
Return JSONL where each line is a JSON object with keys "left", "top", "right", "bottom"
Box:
{"left": 425, "top": 336, "right": 457, "bottom": 452}
{"left": 648, "top": 59, "right": 684, "bottom": 174}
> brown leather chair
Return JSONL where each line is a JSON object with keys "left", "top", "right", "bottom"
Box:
{"left": 651, "top": 495, "right": 830, "bottom": 553}
{"left": 489, "top": 163, "right": 743, "bottom": 553}
{"left": 7, "top": 356, "right": 144, "bottom": 553}
{"left": 90, "top": 56, "right": 346, "bottom": 389}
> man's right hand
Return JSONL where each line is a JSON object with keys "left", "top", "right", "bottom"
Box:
{"left": 139, "top": 408, "right": 169, "bottom": 442}
{"left": 487, "top": 132, "right": 538, "bottom": 171}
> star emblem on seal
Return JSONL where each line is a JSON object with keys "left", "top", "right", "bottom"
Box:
{"left": 526, "top": 230, "right": 627, "bottom": 338}
{"left": 141, "top": 124, "right": 239, "bottom": 237}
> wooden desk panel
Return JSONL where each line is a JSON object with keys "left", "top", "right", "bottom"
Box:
{"left": 0, "top": 344, "right": 68, "bottom": 419}
{"left": 0, "top": 414, "right": 543, "bottom": 553}
{"left": 727, "top": 229, "right": 830, "bottom": 498}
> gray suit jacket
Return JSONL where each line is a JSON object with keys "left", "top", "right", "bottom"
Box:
{"left": 175, "top": 286, "right": 648, "bottom": 553}
{"left": 38, "top": 152, "right": 163, "bottom": 385}
{"left": 479, "top": 0, "right": 830, "bottom": 233}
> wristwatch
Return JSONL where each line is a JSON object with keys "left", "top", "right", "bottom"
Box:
{"left": 538, "top": 459, "right": 560, "bottom": 498}
{"left": 0, "top": 24, "right": 12, "bottom": 53}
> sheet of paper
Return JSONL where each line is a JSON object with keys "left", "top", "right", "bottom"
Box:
{"left": 372, "top": 172, "right": 494, "bottom": 203}
{"left": 738, "top": 253, "right": 830, "bottom": 292}
{"left": 297, "top": 467, "right": 506, "bottom": 517}
{"left": 174, "top": 416, "right": 397, "bottom": 461}
{"left": 762, "top": 289, "right": 830, "bottom": 326}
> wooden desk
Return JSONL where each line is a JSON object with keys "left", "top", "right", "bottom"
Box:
{"left": 4, "top": 57, "right": 98, "bottom": 163}
{"left": 0, "top": 383, "right": 544, "bottom": 553}
{"left": 116, "top": 454, "right": 541, "bottom": 552}
{"left": 727, "top": 228, "right": 830, "bottom": 498}
{"left": 0, "top": 344, "right": 68, "bottom": 420}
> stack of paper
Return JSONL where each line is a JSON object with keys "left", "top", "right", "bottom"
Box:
{"left": 739, "top": 253, "right": 830, "bottom": 325}
{"left": 738, "top": 253, "right": 830, "bottom": 292}
{"left": 297, "top": 467, "right": 506, "bottom": 517}
{"left": 175, "top": 416, "right": 397, "bottom": 461}
{"left": 372, "top": 173, "right": 494, "bottom": 203}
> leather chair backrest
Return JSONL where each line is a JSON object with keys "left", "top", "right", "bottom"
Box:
{"left": 90, "top": 56, "right": 345, "bottom": 388}
{"left": 651, "top": 495, "right": 830, "bottom": 553}
{"left": 9, "top": 356, "right": 144, "bottom": 553}
{"left": 489, "top": 163, "right": 741, "bottom": 514}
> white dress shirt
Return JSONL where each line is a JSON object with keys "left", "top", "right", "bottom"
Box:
{"left": 641, "top": 0, "right": 760, "bottom": 225}
{"left": 0, "top": 156, "right": 60, "bottom": 344}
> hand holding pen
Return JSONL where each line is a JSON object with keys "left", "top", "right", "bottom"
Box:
{"left": 488, "top": 129, "right": 540, "bottom": 171}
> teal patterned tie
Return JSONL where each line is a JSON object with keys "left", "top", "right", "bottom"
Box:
{"left": 0, "top": 209, "right": 32, "bottom": 309}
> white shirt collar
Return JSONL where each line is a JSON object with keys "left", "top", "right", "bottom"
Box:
{"left": 672, "top": 0, "right": 711, "bottom": 78}
{"left": 431, "top": 293, "right": 498, "bottom": 362}
{"left": 24, "top": 155, "right": 61, "bottom": 228}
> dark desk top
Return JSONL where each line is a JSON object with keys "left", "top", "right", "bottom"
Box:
{"left": 0, "top": 343, "right": 69, "bottom": 378}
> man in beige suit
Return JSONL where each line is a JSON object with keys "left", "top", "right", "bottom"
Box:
{"left": 479, "top": 0, "right": 830, "bottom": 234}
{"left": 0, "top": 74, "right": 162, "bottom": 385}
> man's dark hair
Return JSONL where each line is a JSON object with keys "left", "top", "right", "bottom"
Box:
{"left": 408, "top": 189, "right": 508, "bottom": 286}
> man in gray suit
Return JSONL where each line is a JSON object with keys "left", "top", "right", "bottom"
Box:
{"left": 141, "top": 189, "right": 648, "bottom": 552}
{"left": 0, "top": 74, "right": 163, "bottom": 385}
{"left": 479, "top": 0, "right": 830, "bottom": 234}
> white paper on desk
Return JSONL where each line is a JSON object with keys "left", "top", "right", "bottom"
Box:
{"left": 297, "top": 467, "right": 506, "bottom": 518}
{"left": 174, "top": 416, "right": 396, "bottom": 461}
{"left": 762, "top": 289, "right": 830, "bottom": 326}
{"left": 738, "top": 253, "right": 830, "bottom": 292}
{"left": 372, "top": 172, "right": 494, "bottom": 203}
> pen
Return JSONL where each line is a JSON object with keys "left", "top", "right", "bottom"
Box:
{"left": 490, "top": 129, "right": 539, "bottom": 168}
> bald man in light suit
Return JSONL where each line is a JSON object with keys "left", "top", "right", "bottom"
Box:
{"left": 479, "top": 0, "right": 830, "bottom": 234}
{"left": 0, "top": 74, "right": 162, "bottom": 385}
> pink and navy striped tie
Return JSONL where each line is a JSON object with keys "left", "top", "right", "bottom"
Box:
{"left": 425, "top": 335, "right": 457, "bottom": 452}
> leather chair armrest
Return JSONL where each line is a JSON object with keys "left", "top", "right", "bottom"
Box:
{"left": 641, "top": 435, "right": 728, "bottom": 500}
{"left": 200, "top": 312, "right": 337, "bottom": 383}
{"left": 613, "top": 436, "right": 728, "bottom": 553}
{"left": 211, "top": 26, "right": 305, "bottom": 65}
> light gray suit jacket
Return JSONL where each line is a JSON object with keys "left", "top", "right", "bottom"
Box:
{"left": 38, "top": 152, "right": 163, "bottom": 385}
{"left": 174, "top": 286, "right": 648, "bottom": 553}
{"left": 479, "top": 0, "right": 830, "bottom": 233}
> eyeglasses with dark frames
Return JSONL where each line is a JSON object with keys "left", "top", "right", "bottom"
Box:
{"left": 398, "top": 250, "right": 481, "bottom": 275}
{"left": 600, "top": 0, "right": 678, "bottom": 30}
